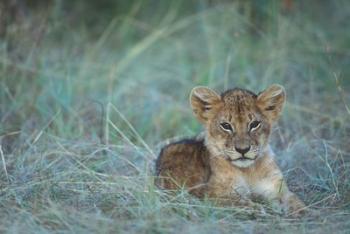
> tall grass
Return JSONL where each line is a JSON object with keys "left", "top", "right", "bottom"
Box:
{"left": 1, "top": 1, "right": 350, "bottom": 233}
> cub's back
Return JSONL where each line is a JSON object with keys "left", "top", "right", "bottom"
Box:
{"left": 155, "top": 138, "right": 210, "bottom": 197}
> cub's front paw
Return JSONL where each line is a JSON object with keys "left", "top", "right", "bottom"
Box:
{"left": 244, "top": 200, "right": 268, "bottom": 217}
{"left": 283, "top": 194, "right": 307, "bottom": 218}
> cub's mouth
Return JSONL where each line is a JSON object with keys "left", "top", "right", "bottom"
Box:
{"left": 227, "top": 155, "right": 258, "bottom": 168}
{"left": 226, "top": 154, "right": 258, "bottom": 168}
{"left": 224, "top": 153, "right": 258, "bottom": 163}
{"left": 232, "top": 156, "right": 256, "bottom": 161}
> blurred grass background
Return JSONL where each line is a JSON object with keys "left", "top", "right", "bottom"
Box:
{"left": 0, "top": 0, "right": 350, "bottom": 233}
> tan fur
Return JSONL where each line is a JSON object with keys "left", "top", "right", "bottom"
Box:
{"left": 155, "top": 85, "right": 306, "bottom": 216}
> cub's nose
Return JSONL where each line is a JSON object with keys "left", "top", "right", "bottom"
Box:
{"left": 235, "top": 146, "right": 251, "bottom": 155}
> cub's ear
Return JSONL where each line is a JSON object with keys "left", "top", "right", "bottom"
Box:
{"left": 190, "top": 86, "right": 221, "bottom": 124}
{"left": 257, "top": 84, "right": 286, "bottom": 122}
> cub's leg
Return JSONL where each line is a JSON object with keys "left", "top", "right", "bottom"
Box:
{"left": 155, "top": 139, "right": 210, "bottom": 197}
{"left": 205, "top": 176, "right": 266, "bottom": 214}
{"left": 273, "top": 180, "right": 306, "bottom": 217}
{"left": 253, "top": 170, "right": 306, "bottom": 216}
{"left": 251, "top": 156, "right": 306, "bottom": 217}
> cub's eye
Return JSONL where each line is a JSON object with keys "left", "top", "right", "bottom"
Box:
{"left": 249, "top": 120, "right": 261, "bottom": 132}
{"left": 220, "top": 122, "right": 233, "bottom": 132}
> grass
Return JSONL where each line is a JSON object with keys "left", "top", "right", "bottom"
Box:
{"left": 1, "top": 0, "right": 350, "bottom": 233}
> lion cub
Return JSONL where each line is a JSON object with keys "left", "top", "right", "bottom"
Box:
{"left": 155, "top": 84, "right": 306, "bottom": 216}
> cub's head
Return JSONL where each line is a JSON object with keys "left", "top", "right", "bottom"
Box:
{"left": 190, "top": 84, "right": 285, "bottom": 168}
